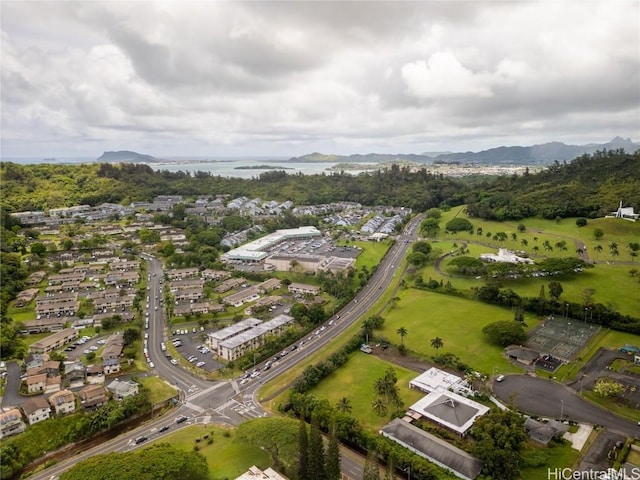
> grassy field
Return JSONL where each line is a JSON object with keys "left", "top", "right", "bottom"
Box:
{"left": 307, "top": 353, "right": 425, "bottom": 430}
{"left": 626, "top": 448, "right": 640, "bottom": 466}
{"left": 520, "top": 440, "right": 580, "bottom": 479}
{"left": 423, "top": 209, "right": 640, "bottom": 317}
{"left": 582, "top": 391, "right": 640, "bottom": 422}
{"left": 438, "top": 208, "right": 640, "bottom": 264}
{"left": 380, "top": 289, "right": 532, "bottom": 375}
{"left": 348, "top": 239, "right": 393, "bottom": 271}
{"left": 137, "top": 376, "right": 178, "bottom": 404}
{"left": 148, "top": 424, "right": 270, "bottom": 479}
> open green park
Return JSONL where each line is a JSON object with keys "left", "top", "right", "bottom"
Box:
{"left": 148, "top": 424, "right": 270, "bottom": 479}
{"left": 307, "top": 353, "right": 425, "bottom": 430}
{"left": 379, "top": 289, "right": 532, "bottom": 375}
{"left": 259, "top": 207, "right": 640, "bottom": 478}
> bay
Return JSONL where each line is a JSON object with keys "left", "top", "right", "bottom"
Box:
{"left": 1, "top": 156, "right": 352, "bottom": 178}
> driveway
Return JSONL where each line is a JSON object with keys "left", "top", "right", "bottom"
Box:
{"left": 2, "top": 361, "right": 24, "bottom": 408}
{"left": 493, "top": 375, "right": 639, "bottom": 436}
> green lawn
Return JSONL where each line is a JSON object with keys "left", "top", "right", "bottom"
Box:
{"left": 137, "top": 376, "right": 178, "bottom": 404}
{"left": 626, "top": 448, "right": 640, "bottom": 466}
{"left": 430, "top": 208, "right": 640, "bottom": 316}
{"left": 307, "top": 353, "right": 424, "bottom": 430}
{"left": 380, "top": 289, "right": 531, "bottom": 375}
{"left": 349, "top": 240, "right": 393, "bottom": 272}
{"left": 9, "top": 310, "right": 36, "bottom": 323}
{"left": 582, "top": 391, "right": 640, "bottom": 422}
{"left": 521, "top": 440, "right": 580, "bottom": 480}
{"left": 148, "top": 424, "right": 270, "bottom": 479}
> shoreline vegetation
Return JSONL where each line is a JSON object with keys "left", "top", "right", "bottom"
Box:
{"left": 234, "top": 165, "right": 295, "bottom": 170}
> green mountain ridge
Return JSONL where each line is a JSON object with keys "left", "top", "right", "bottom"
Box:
{"left": 96, "top": 150, "right": 161, "bottom": 163}
{"left": 289, "top": 137, "right": 640, "bottom": 165}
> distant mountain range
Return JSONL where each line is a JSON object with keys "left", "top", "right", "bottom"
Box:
{"left": 96, "top": 151, "right": 160, "bottom": 163}
{"left": 288, "top": 137, "right": 640, "bottom": 165}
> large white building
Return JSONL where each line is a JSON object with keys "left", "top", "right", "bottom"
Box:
{"left": 216, "top": 315, "right": 295, "bottom": 361}
{"left": 407, "top": 368, "right": 488, "bottom": 437}
{"left": 207, "top": 318, "right": 263, "bottom": 351}
{"left": 409, "top": 367, "right": 474, "bottom": 397}
{"left": 221, "top": 226, "right": 321, "bottom": 263}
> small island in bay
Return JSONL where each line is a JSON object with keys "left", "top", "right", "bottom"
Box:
{"left": 234, "top": 165, "right": 294, "bottom": 170}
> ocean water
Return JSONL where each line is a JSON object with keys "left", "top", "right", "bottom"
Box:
{"left": 1, "top": 157, "right": 351, "bottom": 178}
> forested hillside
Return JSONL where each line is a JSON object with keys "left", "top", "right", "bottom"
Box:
{"left": 465, "top": 149, "right": 640, "bottom": 220}
{"left": 0, "top": 162, "right": 465, "bottom": 213}
{"left": 1, "top": 149, "right": 638, "bottom": 218}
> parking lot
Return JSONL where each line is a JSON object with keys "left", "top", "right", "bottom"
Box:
{"left": 170, "top": 327, "right": 224, "bottom": 372}
{"left": 63, "top": 334, "right": 104, "bottom": 360}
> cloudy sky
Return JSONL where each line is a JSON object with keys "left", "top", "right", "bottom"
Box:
{"left": 2, "top": 1, "right": 639, "bottom": 159}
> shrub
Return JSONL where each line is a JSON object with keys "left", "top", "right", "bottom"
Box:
{"left": 576, "top": 218, "right": 588, "bottom": 227}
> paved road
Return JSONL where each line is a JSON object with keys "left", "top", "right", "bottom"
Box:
{"left": 493, "top": 375, "right": 640, "bottom": 436}
{"left": 29, "top": 216, "right": 424, "bottom": 480}
{"left": 2, "top": 361, "right": 22, "bottom": 408}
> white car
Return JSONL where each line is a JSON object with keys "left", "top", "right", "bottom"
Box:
{"left": 161, "top": 343, "right": 166, "bottom": 351}
{"left": 148, "top": 362, "right": 155, "bottom": 368}
{"left": 196, "top": 361, "right": 206, "bottom": 368}
{"left": 170, "top": 359, "right": 178, "bottom": 365}
{"left": 496, "top": 375, "right": 505, "bottom": 382}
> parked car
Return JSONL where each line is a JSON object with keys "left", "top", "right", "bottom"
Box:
{"left": 496, "top": 375, "right": 505, "bottom": 382}
{"left": 196, "top": 361, "right": 206, "bottom": 368}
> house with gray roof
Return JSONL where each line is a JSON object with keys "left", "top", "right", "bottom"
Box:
{"left": 21, "top": 396, "right": 51, "bottom": 425}
{"left": 0, "top": 408, "right": 26, "bottom": 439}
{"left": 380, "top": 418, "right": 483, "bottom": 480}
{"left": 524, "top": 418, "right": 568, "bottom": 445}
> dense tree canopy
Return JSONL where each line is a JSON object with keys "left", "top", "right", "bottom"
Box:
{"left": 482, "top": 320, "right": 527, "bottom": 346}
{"left": 236, "top": 417, "right": 300, "bottom": 470}
{"left": 471, "top": 410, "right": 527, "bottom": 479}
{"left": 60, "top": 443, "right": 208, "bottom": 480}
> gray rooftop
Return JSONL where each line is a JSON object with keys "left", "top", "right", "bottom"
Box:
{"left": 380, "top": 418, "right": 483, "bottom": 480}
{"left": 422, "top": 396, "right": 479, "bottom": 428}
{"left": 208, "top": 318, "right": 262, "bottom": 341}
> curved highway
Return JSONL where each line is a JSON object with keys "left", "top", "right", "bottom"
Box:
{"left": 32, "top": 215, "right": 424, "bottom": 480}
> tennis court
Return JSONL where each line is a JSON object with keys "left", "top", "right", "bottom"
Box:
{"left": 525, "top": 315, "right": 600, "bottom": 362}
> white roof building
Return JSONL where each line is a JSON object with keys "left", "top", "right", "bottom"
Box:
{"left": 221, "top": 226, "right": 321, "bottom": 263}
{"left": 408, "top": 391, "right": 489, "bottom": 436}
{"left": 235, "top": 466, "right": 287, "bottom": 480}
{"left": 409, "top": 367, "right": 473, "bottom": 396}
{"left": 479, "top": 248, "right": 534, "bottom": 264}
{"left": 608, "top": 201, "right": 639, "bottom": 221}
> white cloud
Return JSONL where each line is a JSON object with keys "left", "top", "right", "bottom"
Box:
{"left": 401, "top": 52, "right": 493, "bottom": 99}
{"left": 0, "top": 1, "right": 638, "bottom": 158}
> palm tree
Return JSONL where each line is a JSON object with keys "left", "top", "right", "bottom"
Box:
{"left": 396, "top": 326, "right": 408, "bottom": 345}
{"left": 594, "top": 244, "right": 603, "bottom": 258}
{"left": 371, "top": 398, "right": 388, "bottom": 417}
{"left": 336, "top": 397, "right": 352, "bottom": 413}
{"left": 430, "top": 336, "right": 444, "bottom": 355}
